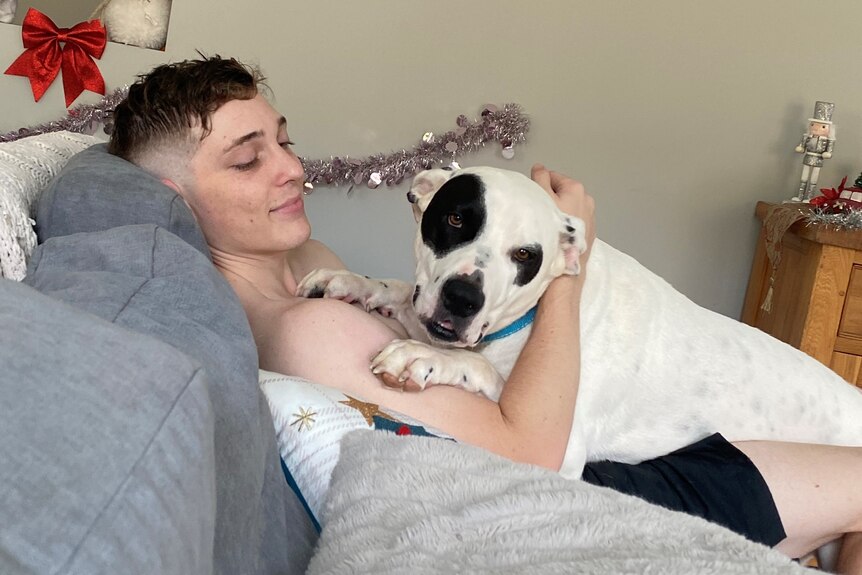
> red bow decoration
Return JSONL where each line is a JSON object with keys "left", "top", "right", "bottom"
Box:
{"left": 5, "top": 8, "right": 107, "bottom": 108}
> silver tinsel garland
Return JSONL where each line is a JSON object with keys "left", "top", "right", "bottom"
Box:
{"left": 2, "top": 94, "right": 530, "bottom": 191}
{"left": 806, "top": 207, "right": 862, "bottom": 230}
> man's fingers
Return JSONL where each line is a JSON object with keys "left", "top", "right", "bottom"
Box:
{"left": 549, "top": 170, "right": 584, "bottom": 195}
{"left": 531, "top": 163, "right": 553, "bottom": 194}
{"left": 532, "top": 165, "right": 591, "bottom": 221}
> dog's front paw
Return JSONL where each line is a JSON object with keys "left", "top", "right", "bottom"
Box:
{"left": 296, "top": 268, "right": 367, "bottom": 302}
{"left": 371, "top": 340, "right": 444, "bottom": 392}
{"left": 296, "top": 269, "right": 413, "bottom": 317}
{"left": 371, "top": 340, "right": 504, "bottom": 399}
{"left": 296, "top": 269, "right": 380, "bottom": 309}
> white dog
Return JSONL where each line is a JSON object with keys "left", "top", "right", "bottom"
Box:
{"left": 298, "top": 166, "right": 862, "bottom": 478}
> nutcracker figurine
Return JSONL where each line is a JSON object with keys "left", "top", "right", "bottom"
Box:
{"left": 794, "top": 101, "right": 836, "bottom": 201}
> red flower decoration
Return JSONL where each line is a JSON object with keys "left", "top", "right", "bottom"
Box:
{"left": 810, "top": 176, "right": 862, "bottom": 213}
{"left": 396, "top": 425, "right": 412, "bottom": 436}
{"left": 810, "top": 176, "right": 845, "bottom": 207}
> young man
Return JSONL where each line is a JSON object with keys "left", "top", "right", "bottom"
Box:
{"left": 108, "top": 55, "right": 862, "bottom": 570}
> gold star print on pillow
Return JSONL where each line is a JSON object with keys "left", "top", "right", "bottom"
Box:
{"left": 338, "top": 395, "right": 397, "bottom": 426}
{"left": 260, "top": 370, "right": 452, "bottom": 525}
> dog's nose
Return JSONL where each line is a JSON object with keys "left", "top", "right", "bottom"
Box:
{"left": 440, "top": 276, "right": 485, "bottom": 318}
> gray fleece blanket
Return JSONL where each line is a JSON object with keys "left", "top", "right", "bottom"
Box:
{"left": 307, "top": 431, "right": 807, "bottom": 574}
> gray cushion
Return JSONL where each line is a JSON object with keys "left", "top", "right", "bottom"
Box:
{"left": 23, "top": 225, "right": 316, "bottom": 574}
{"left": 0, "top": 278, "right": 216, "bottom": 574}
{"left": 35, "top": 143, "right": 209, "bottom": 256}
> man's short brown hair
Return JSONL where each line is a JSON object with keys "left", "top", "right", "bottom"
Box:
{"left": 108, "top": 55, "right": 267, "bottom": 166}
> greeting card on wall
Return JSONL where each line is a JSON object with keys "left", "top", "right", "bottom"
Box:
{"left": 2, "top": 0, "right": 172, "bottom": 51}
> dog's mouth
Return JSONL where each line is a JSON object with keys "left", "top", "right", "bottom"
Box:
{"left": 424, "top": 319, "right": 460, "bottom": 343}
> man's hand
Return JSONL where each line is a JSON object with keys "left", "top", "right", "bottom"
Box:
{"left": 531, "top": 163, "right": 596, "bottom": 262}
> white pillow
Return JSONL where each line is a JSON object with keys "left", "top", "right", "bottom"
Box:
{"left": 0, "top": 131, "right": 101, "bottom": 280}
{"left": 259, "top": 369, "right": 450, "bottom": 528}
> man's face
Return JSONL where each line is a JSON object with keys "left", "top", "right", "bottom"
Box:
{"left": 809, "top": 121, "right": 830, "bottom": 137}
{"left": 183, "top": 94, "right": 310, "bottom": 258}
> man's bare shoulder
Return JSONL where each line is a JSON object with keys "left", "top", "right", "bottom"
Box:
{"left": 256, "top": 296, "right": 401, "bottom": 381}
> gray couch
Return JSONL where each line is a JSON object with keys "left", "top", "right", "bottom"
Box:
{"left": 0, "top": 144, "right": 317, "bottom": 574}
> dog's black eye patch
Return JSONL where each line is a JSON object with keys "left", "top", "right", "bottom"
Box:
{"left": 421, "top": 174, "right": 485, "bottom": 258}
{"left": 510, "top": 244, "right": 543, "bottom": 286}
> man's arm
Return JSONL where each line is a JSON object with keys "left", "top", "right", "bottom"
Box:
{"left": 495, "top": 274, "right": 584, "bottom": 468}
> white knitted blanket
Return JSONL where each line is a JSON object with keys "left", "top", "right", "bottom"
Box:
{"left": 307, "top": 431, "right": 806, "bottom": 575}
{"left": 0, "top": 131, "right": 100, "bottom": 280}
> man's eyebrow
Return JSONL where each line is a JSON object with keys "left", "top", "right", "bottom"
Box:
{"left": 223, "top": 116, "right": 288, "bottom": 152}
{"left": 224, "top": 130, "right": 262, "bottom": 152}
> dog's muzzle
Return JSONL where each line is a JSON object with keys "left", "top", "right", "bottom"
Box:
{"left": 423, "top": 272, "right": 485, "bottom": 344}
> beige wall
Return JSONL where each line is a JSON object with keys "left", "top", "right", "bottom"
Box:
{"left": 2, "top": 1, "right": 860, "bottom": 318}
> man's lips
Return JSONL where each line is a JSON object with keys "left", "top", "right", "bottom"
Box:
{"left": 270, "top": 196, "right": 303, "bottom": 214}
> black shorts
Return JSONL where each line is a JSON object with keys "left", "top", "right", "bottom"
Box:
{"left": 581, "top": 433, "right": 787, "bottom": 547}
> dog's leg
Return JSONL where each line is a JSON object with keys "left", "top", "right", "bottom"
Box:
{"left": 297, "top": 269, "right": 429, "bottom": 341}
{"left": 371, "top": 339, "right": 505, "bottom": 400}
{"left": 296, "top": 269, "right": 407, "bottom": 311}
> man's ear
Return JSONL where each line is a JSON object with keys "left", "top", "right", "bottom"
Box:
{"left": 161, "top": 177, "right": 182, "bottom": 195}
{"left": 407, "top": 168, "right": 453, "bottom": 222}
{"left": 161, "top": 178, "right": 198, "bottom": 223}
{"left": 557, "top": 213, "right": 588, "bottom": 275}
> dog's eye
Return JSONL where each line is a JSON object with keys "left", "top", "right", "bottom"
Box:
{"left": 447, "top": 213, "right": 463, "bottom": 228}
{"left": 512, "top": 248, "right": 534, "bottom": 262}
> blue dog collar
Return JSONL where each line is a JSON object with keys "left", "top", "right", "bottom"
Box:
{"left": 481, "top": 306, "right": 538, "bottom": 343}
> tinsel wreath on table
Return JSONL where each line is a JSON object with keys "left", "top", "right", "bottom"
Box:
{"left": 805, "top": 175, "right": 862, "bottom": 230}
{"left": 1, "top": 93, "right": 530, "bottom": 192}
{"left": 807, "top": 208, "right": 862, "bottom": 230}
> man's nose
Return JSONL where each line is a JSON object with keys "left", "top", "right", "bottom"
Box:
{"left": 276, "top": 146, "right": 304, "bottom": 184}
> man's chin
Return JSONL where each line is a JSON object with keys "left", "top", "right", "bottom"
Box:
{"left": 278, "top": 222, "right": 311, "bottom": 250}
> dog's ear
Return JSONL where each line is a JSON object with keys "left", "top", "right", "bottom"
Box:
{"left": 557, "top": 214, "right": 588, "bottom": 275}
{"left": 408, "top": 168, "right": 453, "bottom": 221}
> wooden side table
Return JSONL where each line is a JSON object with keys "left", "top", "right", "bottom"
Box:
{"left": 742, "top": 201, "right": 862, "bottom": 387}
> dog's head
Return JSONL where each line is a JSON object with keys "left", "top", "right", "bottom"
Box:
{"left": 407, "top": 166, "right": 586, "bottom": 347}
